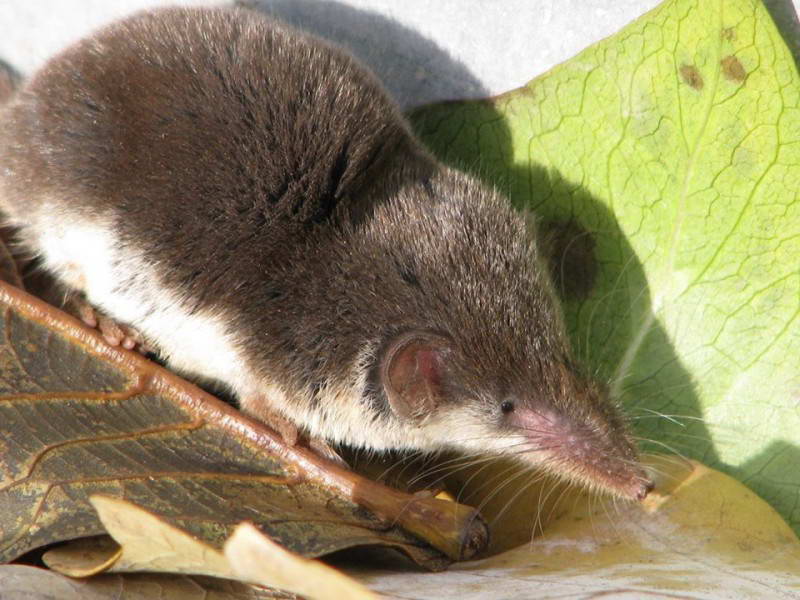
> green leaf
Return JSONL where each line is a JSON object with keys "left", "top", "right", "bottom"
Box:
{"left": 412, "top": 0, "right": 800, "bottom": 534}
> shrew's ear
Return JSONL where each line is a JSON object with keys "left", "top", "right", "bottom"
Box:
{"left": 381, "top": 332, "right": 452, "bottom": 422}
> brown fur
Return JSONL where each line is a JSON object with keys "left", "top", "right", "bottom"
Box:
{"left": 0, "top": 7, "right": 651, "bottom": 499}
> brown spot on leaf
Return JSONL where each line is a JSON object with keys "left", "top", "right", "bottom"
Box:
{"left": 680, "top": 65, "right": 704, "bottom": 90}
{"left": 540, "top": 219, "right": 598, "bottom": 301}
{"left": 721, "top": 55, "right": 746, "bottom": 83}
{"left": 721, "top": 27, "right": 736, "bottom": 42}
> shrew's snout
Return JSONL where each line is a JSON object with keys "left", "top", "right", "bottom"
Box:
{"left": 510, "top": 404, "right": 653, "bottom": 501}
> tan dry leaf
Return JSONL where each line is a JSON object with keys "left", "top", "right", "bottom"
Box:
{"left": 225, "top": 523, "right": 377, "bottom": 600}
{"left": 46, "top": 496, "right": 374, "bottom": 600}
{"left": 0, "top": 280, "right": 486, "bottom": 568}
{"left": 349, "top": 456, "right": 800, "bottom": 598}
{"left": 87, "top": 495, "right": 233, "bottom": 578}
{"left": 42, "top": 535, "right": 122, "bottom": 578}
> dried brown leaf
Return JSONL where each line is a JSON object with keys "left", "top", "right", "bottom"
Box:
{"left": 0, "top": 280, "right": 487, "bottom": 569}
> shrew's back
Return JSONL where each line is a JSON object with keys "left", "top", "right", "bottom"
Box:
{"left": 0, "top": 7, "right": 416, "bottom": 303}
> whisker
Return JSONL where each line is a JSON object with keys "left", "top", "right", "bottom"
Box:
{"left": 531, "top": 473, "right": 566, "bottom": 543}
{"left": 406, "top": 453, "right": 498, "bottom": 489}
{"left": 630, "top": 407, "right": 687, "bottom": 428}
{"left": 541, "top": 478, "right": 573, "bottom": 533}
{"left": 374, "top": 451, "right": 423, "bottom": 483}
{"left": 454, "top": 459, "right": 508, "bottom": 506}
{"left": 580, "top": 252, "right": 641, "bottom": 363}
{"left": 486, "top": 473, "right": 545, "bottom": 533}
{"left": 599, "top": 284, "right": 650, "bottom": 368}
{"left": 633, "top": 437, "right": 691, "bottom": 462}
{"left": 475, "top": 468, "right": 540, "bottom": 523}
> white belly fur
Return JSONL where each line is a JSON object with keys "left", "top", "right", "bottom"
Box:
{"left": 23, "top": 209, "right": 458, "bottom": 453}
{"left": 32, "top": 211, "right": 259, "bottom": 398}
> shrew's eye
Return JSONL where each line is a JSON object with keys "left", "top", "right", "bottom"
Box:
{"left": 500, "top": 400, "right": 515, "bottom": 414}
